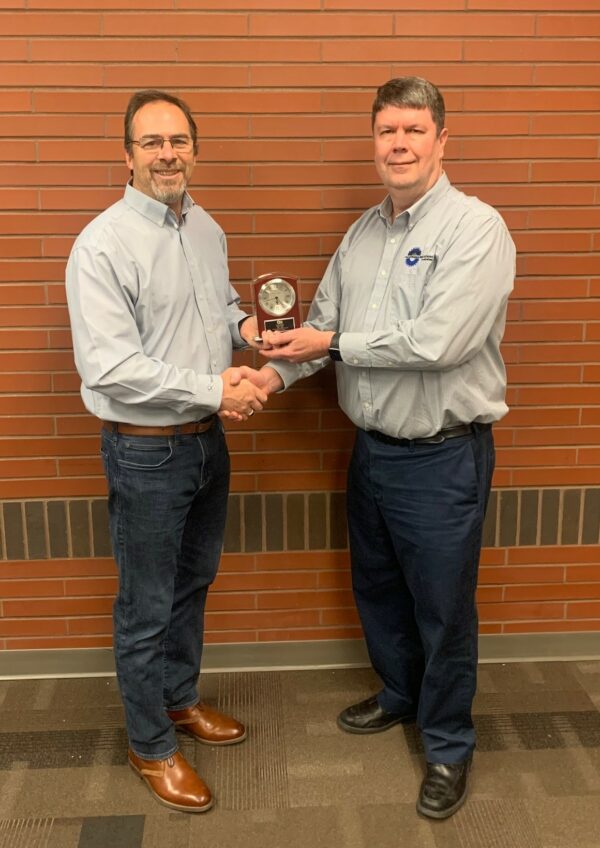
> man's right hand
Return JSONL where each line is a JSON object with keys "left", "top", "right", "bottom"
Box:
{"left": 219, "top": 367, "right": 268, "bottom": 421}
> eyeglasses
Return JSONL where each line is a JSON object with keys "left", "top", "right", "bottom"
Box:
{"left": 129, "top": 135, "right": 194, "bottom": 153}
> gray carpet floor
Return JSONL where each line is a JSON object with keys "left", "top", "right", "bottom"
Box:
{"left": 1, "top": 661, "right": 600, "bottom": 847}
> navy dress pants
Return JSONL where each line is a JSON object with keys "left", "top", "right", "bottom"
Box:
{"left": 346, "top": 424, "right": 495, "bottom": 764}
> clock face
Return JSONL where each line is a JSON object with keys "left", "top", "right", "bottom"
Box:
{"left": 257, "top": 278, "right": 296, "bottom": 317}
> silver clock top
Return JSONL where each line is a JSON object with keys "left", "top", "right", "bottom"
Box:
{"left": 258, "top": 278, "right": 296, "bottom": 317}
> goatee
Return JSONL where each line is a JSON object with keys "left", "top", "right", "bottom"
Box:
{"left": 152, "top": 185, "right": 185, "bottom": 205}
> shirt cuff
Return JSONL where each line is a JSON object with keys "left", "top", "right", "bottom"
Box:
{"left": 265, "top": 360, "right": 302, "bottom": 390}
{"left": 230, "top": 312, "right": 250, "bottom": 348}
{"left": 338, "top": 332, "right": 370, "bottom": 366}
{"left": 237, "top": 315, "right": 252, "bottom": 348}
{"left": 201, "top": 374, "right": 224, "bottom": 414}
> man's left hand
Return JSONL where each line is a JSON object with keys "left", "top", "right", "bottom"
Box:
{"left": 239, "top": 316, "right": 263, "bottom": 350}
{"left": 259, "top": 328, "right": 334, "bottom": 363}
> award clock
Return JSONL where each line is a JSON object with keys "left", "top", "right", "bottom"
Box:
{"left": 252, "top": 273, "right": 302, "bottom": 339}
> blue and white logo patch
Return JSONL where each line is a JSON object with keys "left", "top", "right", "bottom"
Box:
{"left": 405, "top": 247, "right": 435, "bottom": 267}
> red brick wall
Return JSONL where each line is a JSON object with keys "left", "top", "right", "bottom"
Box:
{"left": 1, "top": 1, "right": 599, "bottom": 651}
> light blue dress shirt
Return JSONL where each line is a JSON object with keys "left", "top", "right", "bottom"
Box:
{"left": 66, "top": 184, "right": 248, "bottom": 425}
{"left": 271, "top": 173, "right": 516, "bottom": 439}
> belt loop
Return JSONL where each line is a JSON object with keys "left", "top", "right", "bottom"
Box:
{"left": 101, "top": 421, "right": 118, "bottom": 445}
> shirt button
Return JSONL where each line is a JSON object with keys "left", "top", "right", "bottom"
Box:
{"left": 381, "top": 269, "right": 387, "bottom": 276}
{"left": 390, "top": 238, "right": 396, "bottom": 244}
{"left": 212, "top": 361, "right": 217, "bottom": 367}
{"left": 352, "top": 358, "right": 358, "bottom": 364}
{"left": 371, "top": 304, "right": 378, "bottom": 309}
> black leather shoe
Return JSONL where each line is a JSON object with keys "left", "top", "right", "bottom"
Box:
{"left": 416, "top": 758, "right": 471, "bottom": 819}
{"left": 337, "top": 694, "right": 415, "bottom": 734}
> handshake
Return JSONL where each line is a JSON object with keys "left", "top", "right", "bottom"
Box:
{"left": 218, "top": 313, "right": 334, "bottom": 422}
{"left": 218, "top": 365, "right": 282, "bottom": 423}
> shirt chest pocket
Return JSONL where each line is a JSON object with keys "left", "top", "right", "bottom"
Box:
{"left": 387, "top": 258, "right": 435, "bottom": 321}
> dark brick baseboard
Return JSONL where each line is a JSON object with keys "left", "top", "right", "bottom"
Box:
{"left": 0, "top": 488, "right": 598, "bottom": 561}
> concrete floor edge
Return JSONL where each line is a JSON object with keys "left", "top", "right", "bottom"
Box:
{"left": 1, "top": 632, "right": 600, "bottom": 679}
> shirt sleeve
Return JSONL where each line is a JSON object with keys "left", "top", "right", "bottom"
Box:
{"left": 219, "top": 230, "right": 250, "bottom": 349}
{"left": 340, "top": 213, "right": 515, "bottom": 370}
{"left": 265, "top": 250, "right": 342, "bottom": 388}
{"left": 66, "top": 243, "right": 224, "bottom": 414}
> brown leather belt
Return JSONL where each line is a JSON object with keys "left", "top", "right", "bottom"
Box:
{"left": 101, "top": 416, "right": 215, "bottom": 437}
{"left": 368, "top": 422, "right": 491, "bottom": 447}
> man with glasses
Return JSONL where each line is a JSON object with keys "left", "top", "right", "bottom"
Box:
{"left": 256, "top": 77, "right": 515, "bottom": 819}
{"left": 66, "top": 89, "right": 266, "bottom": 813}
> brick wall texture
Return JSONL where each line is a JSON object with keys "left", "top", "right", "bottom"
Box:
{"left": 0, "top": 0, "right": 599, "bottom": 651}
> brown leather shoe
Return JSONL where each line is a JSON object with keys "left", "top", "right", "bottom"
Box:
{"left": 128, "top": 749, "right": 213, "bottom": 813}
{"left": 167, "top": 702, "right": 246, "bottom": 746}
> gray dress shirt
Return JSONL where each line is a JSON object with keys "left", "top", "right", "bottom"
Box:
{"left": 271, "top": 173, "right": 516, "bottom": 439}
{"left": 66, "top": 184, "right": 248, "bottom": 425}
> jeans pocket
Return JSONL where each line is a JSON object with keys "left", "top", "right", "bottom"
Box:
{"left": 116, "top": 439, "right": 173, "bottom": 470}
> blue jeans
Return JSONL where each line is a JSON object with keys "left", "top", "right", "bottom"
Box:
{"left": 346, "top": 424, "right": 494, "bottom": 764}
{"left": 101, "top": 422, "right": 229, "bottom": 760}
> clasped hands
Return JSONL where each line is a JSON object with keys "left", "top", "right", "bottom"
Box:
{"left": 259, "top": 327, "right": 335, "bottom": 364}
{"left": 219, "top": 366, "right": 271, "bottom": 423}
{"left": 241, "top": 313, "right": 335, "bottom": 365}
{"left": 218, "top": 315, "right": 276, "bottom": 423}
{"left": 218, "top": 322, "right": 335, "bottom": 423}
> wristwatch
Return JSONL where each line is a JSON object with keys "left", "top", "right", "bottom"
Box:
{"left": 328, "top": 332, "right": 342, "bottom": 361}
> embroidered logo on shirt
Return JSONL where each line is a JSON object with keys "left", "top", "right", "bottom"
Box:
{"left": 405, "top": 247, "right": 435, "bottom": 267}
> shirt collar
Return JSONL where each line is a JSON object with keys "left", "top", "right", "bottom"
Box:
{"left": 123, "top": 182, "right": 195, "bottom": 226}
{"left": 377, "top": 172, "right": 451, "bottom": 229}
